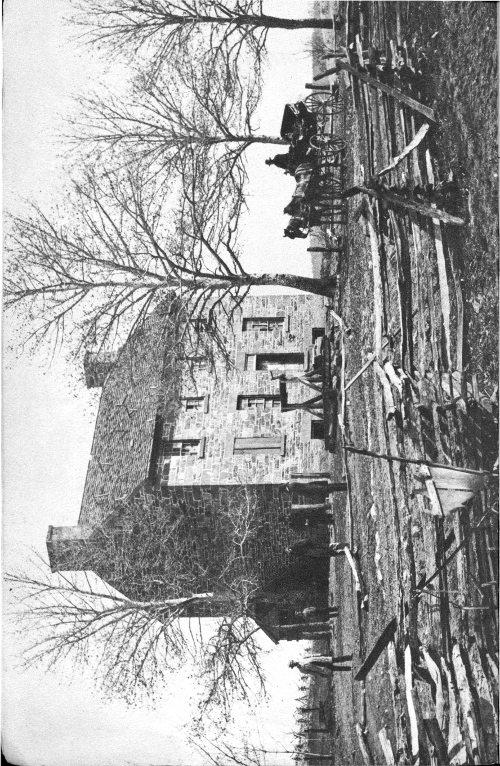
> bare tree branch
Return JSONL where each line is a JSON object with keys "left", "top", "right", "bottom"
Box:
{"left": 71, "top": 1, "right": 331, "bottom": 83}
{"left": 7, "top": 488, "right": 274, "bottom": 720}
{"left": 5, "top": 161, "right": 334, "bottom": 365}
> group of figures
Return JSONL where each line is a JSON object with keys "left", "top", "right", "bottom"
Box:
{"left": 265, "top": 99, "right": 344, "bottom": 239}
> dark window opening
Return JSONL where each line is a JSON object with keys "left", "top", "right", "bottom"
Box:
{"left": 237, "top": 395, "right": 280, "bottom": 410}
{"left": 182, "top": 396, "right": 205, "bottom": 412}
{"left": 162, "top": 439, "right": 200, "bottom": 457}
{"left": 312, "top": 327, "right": 325, "bottom": 342}
{"left": 245, "top": 353, "right": 304, "bottom": 372}
{"left": 311, "top": 420, "right": 325, "bottom": 440}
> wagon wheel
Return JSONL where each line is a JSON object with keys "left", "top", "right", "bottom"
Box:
{"left": 304, "top": 92, "right": 344, "bottom": 115}
{"left": 309, "top": 135, "right": 346, "bottom": 153}
{"left": 304, "top": 92, "right": 334, "bottom": 113}
{"left": 317, "top": 176, "right": 343, "bottom": 194}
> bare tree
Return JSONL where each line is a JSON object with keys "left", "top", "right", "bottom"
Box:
{"left": 5, "top": 160, "right": 334, "bottom": 361}
{"left": 6, "top": 488, "right": 270, "bottom": 720}
{"left": 73, "top": 1, "right": 332, "bottom": 80}
{"left": 71, "top": 50, "right": 285, "bottom": 176}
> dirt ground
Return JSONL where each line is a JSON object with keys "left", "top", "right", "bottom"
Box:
{"left": 301, "top": 3, "right": 498, "bottom": 765}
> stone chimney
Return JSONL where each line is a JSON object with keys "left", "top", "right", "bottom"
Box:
{"left": 46, "top": 525, "right": 94, "bottom": 572}
{"left": 83, "top": 350, "right": 119, "bottom": 388}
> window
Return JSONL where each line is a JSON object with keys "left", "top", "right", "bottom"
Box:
{"left": 232, "top": 435, "right": 286, "bottom": 455}
{"left": 182, "top": 396, "right": 209, "bottom": 413}
{"left": 237, "top": 395, "right": 280, "bottom": 410}
{"left": 185, "top": 356, "right": 208, "bottom": 370}
{"left": 243, "top": 317, "right": 284, "bottom": 332}
{"left": 245, "top": 353, "right": 304, "bottom": 372}
{"left": 311, "top": 420, "right": 325, "bottom": 440}
{"left": 312, "top": 327, "right": 325, "bottom": 343}
{"left": 162, "top": 439, "right": 204, "bottom": 458}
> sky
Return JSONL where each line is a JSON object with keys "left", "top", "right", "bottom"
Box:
{"left": 2, "top": 2, "right": 324, "bottom": 764}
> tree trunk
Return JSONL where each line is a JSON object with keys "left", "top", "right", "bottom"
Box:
{"left": 187, "top": 14, "right": 333, "bottom": 30}
{"left": 190, "top": 273, "right": 335, "bottom": 297}
{"left": 247, "top": 135, "right": 288, "bottom": 145}
{"left": 247, "top": 273, "right": 336, "bottom": 295}
{"left": 252, "top": 14, "right": 332, "bottom": 30}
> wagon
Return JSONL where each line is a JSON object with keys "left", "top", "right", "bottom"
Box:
{"left": 275, "top": 96, "right": 347, "bottom": 237}
{"left": 283, "top": 161, "right": 345, "bottom": 238}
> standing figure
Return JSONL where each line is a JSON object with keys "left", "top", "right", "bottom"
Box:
{"left": 289, "top": 654, "right": 352, "bottom": 675}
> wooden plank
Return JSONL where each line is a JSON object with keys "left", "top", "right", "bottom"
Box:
{"left": 344, "top": 185, "right": 465, "bottom": 224}
{"left": 404, "top": 645, "right": 421, "bottom": 761}
{"left": 363, "top": 202, "right": 384, "bottom": 356}
{"left": 376, "top": 122, "right": 430, "bottom": 177}
{"left": 344, "top": 445, "right": 490, "bottom": 475}
{"left": 316, "top": 60, "right": 437, "bottom": 121}
{"left": 354, "top": 618, "right": 398, "bottom": 680}
{"left": 345, "top": 353, "right": 376, "bottom": 390}
{"left": 378, "top": 727, "right": 396, "bottom": 765}
{"left": 423, "top": 718, "right": 450, "bottom": 765}
{"left": 355, "top": 723, "right": 373, "bottom": 766}
{"left": 451, "top": 642, "right": 484, "bottom": 763}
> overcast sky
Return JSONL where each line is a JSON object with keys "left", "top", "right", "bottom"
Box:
{"left": 2, "top": 2, "right": 322, "bottom": 764}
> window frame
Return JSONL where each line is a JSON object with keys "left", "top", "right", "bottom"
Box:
{"left": 242, "top": 317, "right": 285, "bottom": 332}
{"left": 245, "top": 353, "right": 305, "bottom": 372}
{"left": 230, "top": 434, "right": 286, "bottom": 456}
{"left": 181, "top": 395, "right": 210, "bottom": 413}
{"left": 237, "top": 394, "right": 281, "bottom": 411}
{"left": 161, "top": 438, "right": 206, "bottom": 459}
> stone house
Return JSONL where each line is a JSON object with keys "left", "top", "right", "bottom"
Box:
{"left": 47, "top": 294, "right": 333, "bottom": 642}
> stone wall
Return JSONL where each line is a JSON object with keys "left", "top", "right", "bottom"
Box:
{"left": 160, "top": 293, "right": 330, "bottom": 487}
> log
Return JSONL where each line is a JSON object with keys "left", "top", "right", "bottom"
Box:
{"left": 374, "top": 361, "right": 397, "bottom": 419}
{"left": 425, "top": 151, "right": 453, "bottom": 369}
{"left": 347, "top": 185, "right": 465, "bottom": 224}
{"left": 307, "top": 246, "right": 343, "bottom": 253}
{"left": 451, "top": 643, "right": 483, "bottom": 763}
{"left": 287, "top": 481, "right": 347, "bottom": 494}
{"left": 362, "top": 202, "right": 384, "bottom": 356}
{"left": 383, "top": 361, "right": 404, "bottom": 397}
{"left": 378, "top": 727, "right": 396, "bottom": 765}
{"left": 404, "top": 645, "right": 420, "bottom": 762}
{"left": 345, "top": 353, "right": 376, "bottom": 390}
{"left": 441, "top": 658, "right": 467, "bottom": 764}
{"left": 355, "top": 724, "right": 373, "bottom": 766}
{"left": 354, "top": 618, "right": 398, "bottom": 681}
{"left": 305, "top": 83, "right": 332, "bottom": 90}
{"left": 314, "top": 60, "right": 437, "bottom": 121}
{"left": 376, "top": 122, "right": 431, "bottom": 177}
{"left": 423, "top": 718, "right": 449, "bottom": 765}
{"left": 291, "top": 502, "right": 332, "bottom": 513}
{"left": 344, "top": 445, "right": 490, "bottom": 475}
{"left": 421, "top": 648, "right": 446, "bottom": 731}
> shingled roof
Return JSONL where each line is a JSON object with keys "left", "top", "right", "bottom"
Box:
{"left": 79, "top": 310, "right": 178, "bottom": 527}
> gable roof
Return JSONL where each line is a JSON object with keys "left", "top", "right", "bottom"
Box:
{"left": 79, "top": 310, "right": 178, "bottom": 527}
